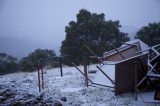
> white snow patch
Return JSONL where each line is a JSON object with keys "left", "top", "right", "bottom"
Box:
{"left": 93, "top": 64, "right": 115, "bottom": 87}
{"left": 121, "top": 39, "right": 149, "bottom": 52}
{"left": 139, "top": 91, "right": 160, "bottom": 103}
{"left": 61, "top": 87, "right": 82, "bottom": 93}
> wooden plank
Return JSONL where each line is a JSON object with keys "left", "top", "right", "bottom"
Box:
{"left": 115, "top": 53, "right": 148, "bottom": 95}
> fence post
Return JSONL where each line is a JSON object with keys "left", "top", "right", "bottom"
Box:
{"left": 41, "top": 64, "right": 44, "bottom": 90}
{"left": 37, "top": 66, "right": 41, "bottom": 92}
{"left": 37, "top": 62, "right": 44, "bottom": 92}
{"left": 83, "top": 57, "right": 88, "bottom": 87}
{"left": 134, "top": 60, "right": 138, "bottom": 100}
{"left": 59, "top": 57, "right": 63, "bottom": 77}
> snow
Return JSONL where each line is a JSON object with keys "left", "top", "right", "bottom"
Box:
{"left": 121, "top": 39, "right": 149, "bottom": 52}
{"left": 0, "top": 65, "right": 159, "bottom": 105}
{"left": 61, "top": 87, "right": 82, "bottom": 93}
{"left": 103, "top": 39, "right": 149, "bottom": 58}
{"left": 139, "top": 91, "right": 160, "bottom": 103}
{"left": 93, "top": 64, "right": 115, "bottom": 87}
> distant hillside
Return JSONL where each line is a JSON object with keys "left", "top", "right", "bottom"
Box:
{"left": 0, "top": 26, "right": 138, "bottom": 59}
{"left": 120, "top": 25, "right": 139, "bottom": 40}
{"left": 0, "top": 36, "right": 58, "bottom": 60}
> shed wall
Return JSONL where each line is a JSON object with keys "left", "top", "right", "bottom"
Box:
{"left": 105, "top": 46, "right": 138, "bottom": 61}
{"left": 115, "top": 53, "right": 148, "bottom": 95}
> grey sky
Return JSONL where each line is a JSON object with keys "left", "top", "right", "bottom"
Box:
{"left": 0, "top": 0, "right": 160, "bottom": 59}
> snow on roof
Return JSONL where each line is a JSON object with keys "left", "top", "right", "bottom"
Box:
{"left": 103, "top": 39, "right": 149, "bottom": 58}
{"left": 121, "top": 39, "right": 149, "bottom": 51}
{"left": 103, "top": 45, "right": 134, "bottom": 58}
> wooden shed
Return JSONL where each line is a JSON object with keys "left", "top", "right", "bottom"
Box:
{"left": 93, "top": 53, "right": 148, "bottom": 95}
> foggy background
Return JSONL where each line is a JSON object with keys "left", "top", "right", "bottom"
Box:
{"left": 0, "top": 0, "right": 160, "bottom": 59}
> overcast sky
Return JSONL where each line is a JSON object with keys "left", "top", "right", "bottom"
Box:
{"left": 0, "top": 0, "right": 160, "bottom": 59}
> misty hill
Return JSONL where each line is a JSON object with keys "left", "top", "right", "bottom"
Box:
{"left": 0, "top": 36, "right": 58, "bottom": 60}
{"left": 120, "top": 25, "right": 139, "bottom": 40}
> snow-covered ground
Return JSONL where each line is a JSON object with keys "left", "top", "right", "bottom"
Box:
{"left": 0, "top": 65, "right": 159, "bottom": 106}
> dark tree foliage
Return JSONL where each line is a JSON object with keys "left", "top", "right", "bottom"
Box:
{"left": 0, "top": 53, "right": 18, "bottom": 75}
{"left": 135, "top": 22, "right": 160, "bottom": 46}
{"left": 20, "top": 49, "right": 57, "bottom": 72}
{"left": 60, "top": 9, "right": 129, "bottom": 65}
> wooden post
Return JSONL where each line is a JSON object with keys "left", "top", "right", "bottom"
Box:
{"left": 96, "top": 66, "right": 115, "bottom": 85}
{"left": 72, "top": 63, "right": 93, "bottom": 83}
{"left": 72, "top": 63, "right": 116, "bottom": 88}
{"left": 134, "top": 60, "right": 138, "bottom": 100}
{"left": 37, "top": 62, "right": 44, "bottom": 92}
{"left": 112, "top": 44, "right": 125, "bottom": 60}
{"left": 37, "top": 66, "right": 41, "bottom": 92}
{"left": 85, "top": 45, "right": 103, "bottom": 62}
{"left": 41, "top": 64, "right": 44, "bottom": 90}
{"left": 59, "top": 57, "right": 63, "bottom": 77}
{"left": 83, "top": 57, "right": 88, "bottom": 87}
